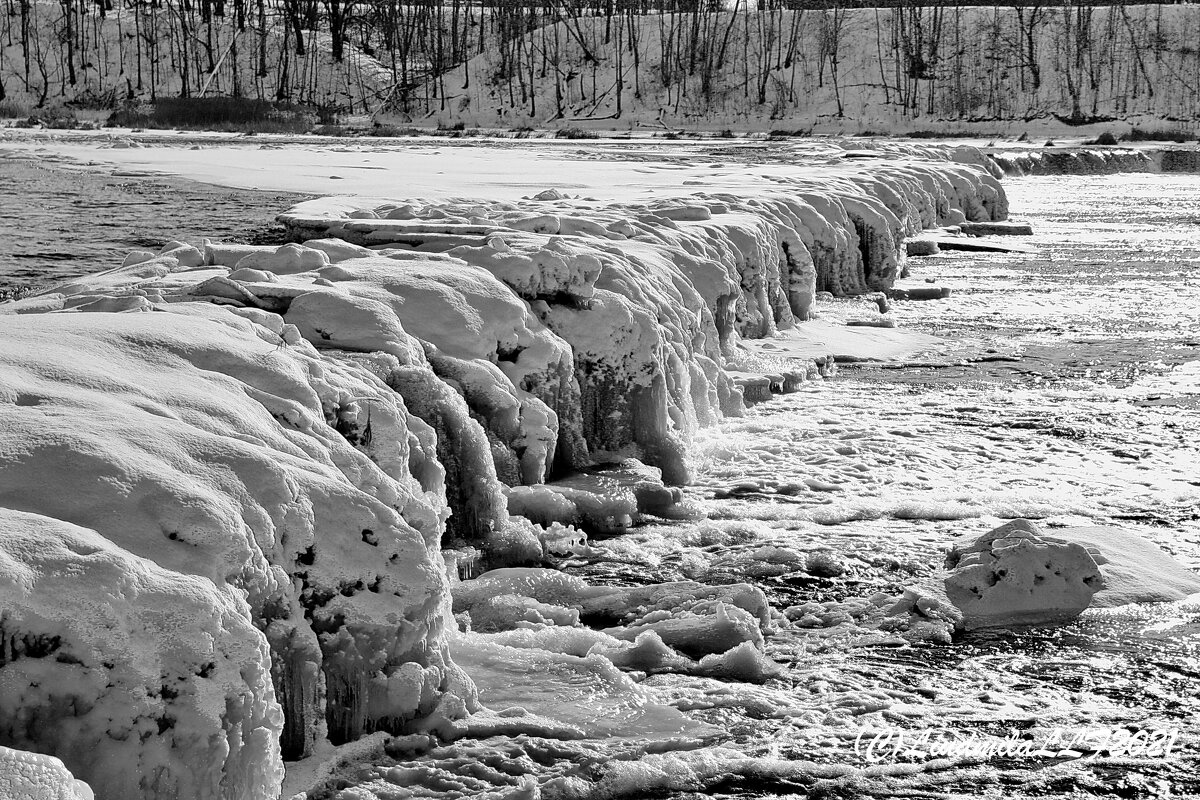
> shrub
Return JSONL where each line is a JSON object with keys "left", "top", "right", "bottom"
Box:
{"left": 15, "top": 102, "right": 82, "bottom": 129}
{"left": 0, "top": 98, "right": 32, "bottom": 119}
{"left": 1089, "top": 131, "right": 1119, "bottom": 146}
{"left": 312, "top": 124, "right": 349, "bottom": 137}
{"left": 108, "top": 96, "right": 314, "bottom": 134}
{"left": 555, "top": 126, "right": 598, "bottom": 140}
{"left": 369, "top": 123, "right": 420, "bottom": 137}
{"left": 1123, "top": 126, "right": 1197, "bottom": 143}
{"left": 768, "top": 128, "right": 813, "bottom": 138}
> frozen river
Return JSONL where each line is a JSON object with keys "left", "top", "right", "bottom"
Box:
{"left": 1, "top": 142, "right": 1197, "bottom": 799}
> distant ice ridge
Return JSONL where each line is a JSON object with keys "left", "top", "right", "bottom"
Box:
{"left": 0, "top": 150, "right": 1005, "bottom": 799}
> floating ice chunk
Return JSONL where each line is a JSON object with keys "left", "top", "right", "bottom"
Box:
{"left": 448, "top": 633, "right": 707, "bottom": 740}
{"left": 304, "top": 238, "right": 376, "bottom": 263}
{"left": 228, "top": 267, "right": 278, "bottom": 283}
{"left": 878, "top": 583, "right": 962, "bottom": 644}
{"left": 189, "top": 274, "right": 267, "bottom": 306}
{"left": 582, "top": 581, "right": 773, "bottom": 628}
{"left": 537, "top": 522, "right": 591, "bottom": 557}
{"left": 506, "top": 484, "right": 579, "bottom": 527}
{"left": 467, "top": 594, "right": 582, "bottom": 632}
{"left": 696, "top": 641, "right": 783, "bottom": 682}
{"left": 65, "top": 294, "right": 154, "bottom": 313}
{"left": 0, "top": 745, "right": 94, "bottom": 800}
{"left": 608, "top": 602, "right": 764, "bottom": 658}
{"left": 122, "top": 249, "right": 156, "bottom": 266}
{"left": 51, "top": 256, "right": 177, "bottom": 297}
{"left": 203, "top": 241, "right": 277, "bottom": 267}
{"left": 943, "top": 519, "right": 1103, "bottom": 629}
{"left": 452, "top": 568, "right": 593, "bottom": 613}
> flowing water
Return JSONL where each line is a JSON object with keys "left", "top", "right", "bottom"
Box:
{"left": 338, "top": 173, "right": 1200, "bottom": 800}
{"left": 0, "top": 152, "right": 306, "bottom": 296}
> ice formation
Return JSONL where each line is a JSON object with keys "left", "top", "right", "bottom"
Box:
{"left": 0, "top": 310, "right": 460, "bottom": 797}
{"left": 887, "top": 520, "right": 1200, "bottom": 635}
{"left": 0, "top": 745, "right": 94, "bottom": 800}
{"left": 0, "top": 147, "right": 1010, "bottom": 797}
{"left": 943, "top": 519, "right": 1104, "bottom": 630}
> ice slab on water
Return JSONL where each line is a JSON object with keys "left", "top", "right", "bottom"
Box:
{"left": 448, "top": 633, "right": 716, "bottom": 741}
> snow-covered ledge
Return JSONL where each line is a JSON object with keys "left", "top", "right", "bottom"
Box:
{"left": 0, "top": 149, "right": 1007, "bottom": 799}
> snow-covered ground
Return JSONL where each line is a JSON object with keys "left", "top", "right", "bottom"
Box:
{"left": 1, "top": 136, "right": 1198, "bottom": 800}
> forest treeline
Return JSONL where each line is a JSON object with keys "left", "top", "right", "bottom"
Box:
{"left": 2, "top": 0, "right": 1199, "bottom": 126}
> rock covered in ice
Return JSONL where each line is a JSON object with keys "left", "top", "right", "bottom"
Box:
{"left": 943, "top": 519, "right": 1103, "bottom": 630}
{"left": 268, "top": 254, "right": 586, "bottom": 482}
{"left": 0, "top": 510, "right": 282, "bottom": 800}
{"left": 447, "top": 233, "right": 603, "bottom": 302}
{"left": 0, "top": 745, "right": 94, "bottom": 800}
{"left": 0, "top": 308, "right": 461, "bottom": 778}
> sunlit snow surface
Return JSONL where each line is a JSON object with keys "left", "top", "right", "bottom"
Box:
{"left": 320, "top": 177, "right": 1199, "bottom": 798}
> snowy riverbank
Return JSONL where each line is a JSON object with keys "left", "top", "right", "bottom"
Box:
{"left": 2, "top": 139, "right": 1198, "bottom": 800}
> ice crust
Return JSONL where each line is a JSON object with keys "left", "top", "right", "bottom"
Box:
{"left": 0, "top": 310, "right": 459, "bottom": 796}
{"left": 943, "top": 519, "right": 1104, "bottom": 630}
{"left": 0, "top": 147, "right": 1009, "bottom": 798}
{"left": 0, "top": 744, "right": 95, "bottom": 800}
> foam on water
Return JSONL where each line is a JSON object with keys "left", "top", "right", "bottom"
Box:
{"left": 307, "top": 175, "right": 1200, "bottom": 798}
